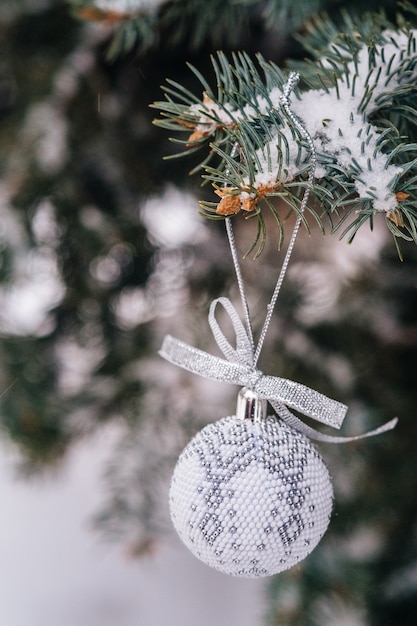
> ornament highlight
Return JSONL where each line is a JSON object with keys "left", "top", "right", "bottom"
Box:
{"left": 169, "top": 388, "right": 333, "bottom": 578}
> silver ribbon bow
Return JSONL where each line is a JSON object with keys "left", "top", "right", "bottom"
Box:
{"left": 159, "top": 297, "right": 398, "bottom": 442}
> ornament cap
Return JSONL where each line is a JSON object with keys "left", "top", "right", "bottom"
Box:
{"left": 236, "top": 387, "right": 267, "bottom": 423}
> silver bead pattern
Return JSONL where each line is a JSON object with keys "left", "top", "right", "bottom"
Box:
{"left": 169, "top": 415, "right": 333, "bottom": 578}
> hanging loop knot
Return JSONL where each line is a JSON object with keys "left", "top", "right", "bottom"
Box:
{"left": 159, "top": 297, "right": 397, "bottom": 443}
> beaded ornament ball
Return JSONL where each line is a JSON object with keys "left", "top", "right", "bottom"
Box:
{"left": 169, "top": 414, "right": 333, "bottom": 577}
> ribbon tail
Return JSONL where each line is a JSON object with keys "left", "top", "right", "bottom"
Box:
{"left": 256, "top": 374, "right": 347, "bottom": 429}
{"left": 159, "top": 335, "right": 250, "bottom": 386}
{"left": 271, "top": 402, "right": 398, "bottom": 443}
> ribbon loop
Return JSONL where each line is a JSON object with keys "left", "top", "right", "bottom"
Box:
{"left": 159, "top": 297, "right": 397, "bottom": 442}
{"left": 209, "top": 297, "right": 254, "bottom": 367}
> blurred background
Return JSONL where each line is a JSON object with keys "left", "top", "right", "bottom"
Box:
{"left": 0, "top": 0, "right": 416, "bottom": 624}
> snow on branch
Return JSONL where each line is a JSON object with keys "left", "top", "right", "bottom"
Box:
{"left": 153, "top": 24, "right": 417, "bottom": 254}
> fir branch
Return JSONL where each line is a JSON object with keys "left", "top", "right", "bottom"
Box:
{"left": 71, "top": 0, "right": 328, "bottom": 58}
{"left": 152, "top": 12, "right": 417, "bottom": 253}
{"left": 71, "top": 0, "right": 162, "bottom": 57}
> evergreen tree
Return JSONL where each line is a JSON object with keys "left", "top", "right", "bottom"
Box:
{"left": 1, "top": 1, "right": 417, "bottom": 624}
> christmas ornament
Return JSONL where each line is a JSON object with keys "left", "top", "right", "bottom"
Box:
{"left": 160, "top": 73, "right": 397, "bottom": 578}
{"left": 169, "top": 389, "right": 333, "bottom": 577}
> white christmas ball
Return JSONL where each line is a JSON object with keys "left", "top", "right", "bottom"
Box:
{"left": 169, "top": 415, "right": 333, "bottom": 577}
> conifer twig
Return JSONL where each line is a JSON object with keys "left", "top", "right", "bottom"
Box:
{"left": 152, "top": 14, "right": 417, "bottom": 254}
